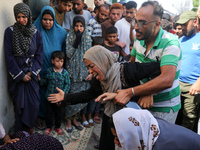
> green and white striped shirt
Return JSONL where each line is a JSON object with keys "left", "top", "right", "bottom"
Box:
{"left": 131, "top": 28, "right": 181, "bottom": 113}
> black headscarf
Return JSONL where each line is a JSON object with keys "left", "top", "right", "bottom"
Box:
{"left": 72, "top": 15, "right": 85, "bottom": 48}
{"left": 42, "top": 9, "right": 54, "bottom": 20}
{"left": 13, "top": 3, "right": 36, "bottom": 56}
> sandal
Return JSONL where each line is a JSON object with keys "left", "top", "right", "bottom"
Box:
{"left": 93, "top": 113, "right": 100, "bottom": 124}
{"left": 82, "top": 121, "right": 91, "bottom": 128}
{"left": 54, "top": 128, "right": 64, "bottom": 135}
{"left": 44, "top": 128, "right": 51, "bottom": 136}
{"left": 89, "top": 119, "right": 94, "bottom": 126}
{"left": 35, "top": 118, "right": 46, "bottom": 130}
{"left": 72, "top": 122, "right": 83, "bottom": 131}
{"left": 65, "top": 126, "right": 73, "bottom": 133}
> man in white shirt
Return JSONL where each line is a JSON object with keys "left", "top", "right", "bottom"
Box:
{"left": 115, "top": 1, "right": 137, "bottom": 55}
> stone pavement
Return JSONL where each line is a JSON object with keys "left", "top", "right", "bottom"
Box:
{"left": 85, "top": 113, "right": 102, "bottom": 150}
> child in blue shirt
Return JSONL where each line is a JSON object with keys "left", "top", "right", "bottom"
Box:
{"left": 40, "top": 51, "right": 70, "bottom": 136}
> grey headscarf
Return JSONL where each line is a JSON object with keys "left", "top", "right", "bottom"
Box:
{"left": 13, "top": 3, "right": 36, "bottom": 56}
{"left": 83, "top": 45, "right": 121, "bottom": 117}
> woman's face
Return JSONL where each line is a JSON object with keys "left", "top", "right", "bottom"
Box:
{"left": 83, "top": 59, "right": 105, "bottom": 82}
{"left": 42, "top": 14, "right": 54, "bottom": 30}
{"left": 74, "top": 22, "right": 84, "bottom": 33}
{"left": 17, "top": 13, "right": 28, "bottom": 26}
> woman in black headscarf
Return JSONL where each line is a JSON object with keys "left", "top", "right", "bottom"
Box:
{"left": 65, "top": 15, "right": 92, "bottom": 132}
{"left": 4, "top": 3, "right": 43, "bottom": 133}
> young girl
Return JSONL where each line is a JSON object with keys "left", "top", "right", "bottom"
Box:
{"left": 65, "top": 16, "right": 92, "bottom": 132}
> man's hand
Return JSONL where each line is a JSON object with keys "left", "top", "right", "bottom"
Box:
{"left": 95, "top": 93, "right": 117, "bottom": 102}
{"left": 85, "top": 74, "right": 93, "bottom": 81}
{"left": 115, "top": 88, "right": 133, "bottom": 106}
{"left": 189, "top": 78, "right": 200, "bottom": 95}
{"left": 48, "top": 87, "right": 65, "bottom": 103}
{"left": 138, "top": 94, "right": 153, "bottom": 109}
{"left": 115, "top": 41, "right": 126, "bottom": 48}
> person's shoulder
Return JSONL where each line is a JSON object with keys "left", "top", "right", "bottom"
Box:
{"left": 101, "top": 20, "right": 109, "bottom": 25}
{"left": 83, "top": 10, "right": 91, "bottom": 16}
{"left": 116, "top": 18, "right": 124, "bottom": 24}
{"left": 5, "top": 26, "right": 13, "bottom": 33}
{"left": 62, "top": 68, "right": 69, "bottom": 74}
{"left": 46, "top": 67, "right": 53, "bottom": 72}
{"left": 115, "top": 44, "right": 122, "bottom": 49}
{"left": 162, "top": 30, "right": 179, "bottom": 41}
{"left": 88, "top": 18, "right": 96, "bottom": 24}
{"left": 66, "top": 11, "right": 74, "bottom": 17}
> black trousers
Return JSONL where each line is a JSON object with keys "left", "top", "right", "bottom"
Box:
{"left": 46, "top": 102, "right": 62, "bottom": 129}
{"left": 99, "top": 113, "right": 115, "bottom": 150}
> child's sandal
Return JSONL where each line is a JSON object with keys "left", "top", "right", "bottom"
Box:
{"left": 54, "top": 128, "right": 64, "bottom": 135}
{"left": 44, "top": 128, "right": 51, "bottom": 136}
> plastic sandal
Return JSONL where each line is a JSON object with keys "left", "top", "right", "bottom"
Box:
{"left": 54, "top": 128, "right": 64, "bottom": 135}
{"left": 89, "top": 119, "right": 94, "bottom": 126}
{"left": 82, "top": 121, "right": 91, "bottom": 128}
{"left": 72, "top": 122, "right": 83, "bottom": 131}
{"left": 65, "top": 126, "right": 73, "bottom": 133}
{"left": 44, "top": 128, "right": 51, "bottom": 136}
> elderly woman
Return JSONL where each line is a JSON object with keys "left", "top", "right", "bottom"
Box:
{"left": 110, "top": 108, "right": 200, "bottom": 150}
{"left": 4, "top": 3, "right": 43, "bottom": 133}
{"left": 34, "top": 6, "right": 67, "bottom": 129}
{"left": 48, "top": 45, "right": 160, "bottom": 150}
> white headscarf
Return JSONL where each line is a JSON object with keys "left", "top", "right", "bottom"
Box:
{"left": 83, "top": 45, "right": 121, "bottom": 117}
{"left": 113, "top": 108, "right": 160, "bottom": 150}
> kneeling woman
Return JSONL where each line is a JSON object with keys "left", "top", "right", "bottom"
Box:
{"left": 110, "top": 108, "right": 200, "bottom": 150}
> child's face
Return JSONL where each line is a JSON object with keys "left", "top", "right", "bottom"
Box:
{"left": 111, "top": 128, "right": 122, "bottom": 148}
{"left": 74, "top": 22, "right": 84, "bottom": 33}
{"left": 51, "top": 57, "right": 64, "bottom": 70}
{"left": 59, "top": 1, "right": 73, "bottom": 13}
{"left": 107, "top": 33, "right": 118, "bottom": 45}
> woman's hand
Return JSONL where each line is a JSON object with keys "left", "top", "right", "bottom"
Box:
{"left": 48, "top": 87, "right": 65, "bottom": 103}
{"left": 137, "top": 94, "right": 153, "bottom": 109}
{"left": 95, "top": 93, "right": 117, "bottom": 102}
{"left": 22, "top": 74, "right": 31, "bottom": 82}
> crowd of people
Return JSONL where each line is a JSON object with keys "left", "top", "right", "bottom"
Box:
{"left": 1, "top": 0, "right": 200, "bottom": 149}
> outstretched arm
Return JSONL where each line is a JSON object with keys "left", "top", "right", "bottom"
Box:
{"left": 48, "top": 87, "right": 64, "bottom": 103}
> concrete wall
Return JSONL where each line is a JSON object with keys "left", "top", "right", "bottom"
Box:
{"left": 0, "top": 0, "right": 22, "bottom": 132}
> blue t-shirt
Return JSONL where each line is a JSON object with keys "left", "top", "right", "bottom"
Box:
{"left": 179, "top": 32, "right": 200, "bottom": 84}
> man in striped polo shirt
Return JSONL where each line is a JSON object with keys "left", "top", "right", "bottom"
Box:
{"left": 114, "top": 1, "right": 181, "bottom": 124}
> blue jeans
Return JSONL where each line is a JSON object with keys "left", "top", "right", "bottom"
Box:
{"left": 82, "top": 99, "right": 96, "bottom": 114}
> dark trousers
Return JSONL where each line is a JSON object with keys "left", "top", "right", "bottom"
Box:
{"left": 99, "top": 113, "right": 115, "bottom": 150}
{"left": 46, "top": 102, "right": 62, "bottom": 129}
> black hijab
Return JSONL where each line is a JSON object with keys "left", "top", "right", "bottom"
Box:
{"left": 13, "top": 3, "right": 36, "bottom": 56}
{"left": 72, "top": 16, "right": 85, "bottom": 48}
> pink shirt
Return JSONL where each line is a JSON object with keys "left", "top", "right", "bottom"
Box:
{"left": 0, "top": 123, "right": 6, "bottom": 139}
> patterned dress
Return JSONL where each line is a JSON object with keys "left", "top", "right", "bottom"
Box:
{"left": 65, "top": 26, "right": 92, "bottom": 117}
